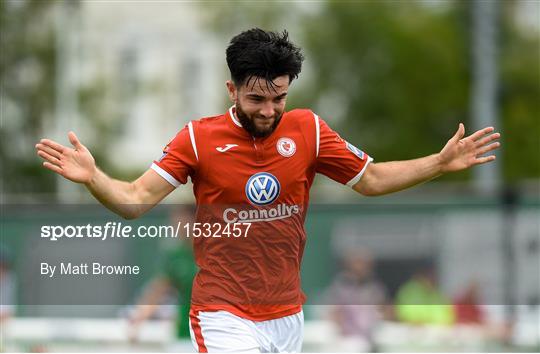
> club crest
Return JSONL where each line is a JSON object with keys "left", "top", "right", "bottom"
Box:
{"left": 276, "top": 137, "right": 296, "bottom": 157}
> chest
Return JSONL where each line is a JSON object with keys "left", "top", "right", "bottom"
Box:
{"left": 197, "top": 130, "right": 313, "bottom": 203}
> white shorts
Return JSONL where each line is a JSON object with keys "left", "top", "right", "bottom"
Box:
{"left": 189, "top": 309, "right": 304, "bottom": 353}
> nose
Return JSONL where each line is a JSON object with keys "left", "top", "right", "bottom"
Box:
{"left": 259, "top": 102, "right": 275, "bottom": 118}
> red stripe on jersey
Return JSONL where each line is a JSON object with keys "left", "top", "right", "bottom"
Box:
{"left": 190, "top": 309, "right": 207, "bottom": 353}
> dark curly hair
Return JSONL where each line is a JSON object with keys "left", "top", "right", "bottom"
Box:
{"left": 226, "top": 28, "right": 304, "bottom": 90}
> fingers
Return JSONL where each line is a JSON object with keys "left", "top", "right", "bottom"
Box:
{"left": 68, "top": 131, "right": 83, "bottom": 150}
{"left": 42, "top": 161, "right": 63, "bottom": 175}
{"left": 37, "top": 150, "right": 61, "bottom": 166}
{"left": 475, "top": 132, "right": 500, "bottom": 147}
{"left": 35, "top": 143, "right": 62, "bottom": 159}
{"left": 39, "top": 138, "right": 66, "bottom": 154}
{"left": 471, "top": 128, "right": 500, "bottom": 166}
{"left": 476, "top": 142, "right": 500, "bottom": 156}
{"left": 469, "top": 126, "right": 495, "bottom": 142}
{"left": 475, "top": 155, "right": 496, "bottom": 165}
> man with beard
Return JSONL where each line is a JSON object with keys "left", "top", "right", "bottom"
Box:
{"left": 36, "top": 28, "right": 500, "bottom": 352}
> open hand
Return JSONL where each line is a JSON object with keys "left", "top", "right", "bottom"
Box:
{"left": 438, "top": 123, "right": 500, "bottom": 173}
{"left": 36, "top": 132, "right": 96, "bottom": 184}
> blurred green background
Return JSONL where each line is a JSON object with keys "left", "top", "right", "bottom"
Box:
{"left": 1, "top": 0, "right": 538, "bottom": 199}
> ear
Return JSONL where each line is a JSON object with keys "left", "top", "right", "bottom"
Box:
{"left": 226, "top": 80, "right": 237, "bottom": 103}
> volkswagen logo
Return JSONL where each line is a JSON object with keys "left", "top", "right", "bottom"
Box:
{"left": 245, "top": 172, "right": 281, "bottom": 206}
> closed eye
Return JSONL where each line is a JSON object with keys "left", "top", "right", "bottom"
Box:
{"left": 245, "top": 93, "right": 287, "bottom": 103}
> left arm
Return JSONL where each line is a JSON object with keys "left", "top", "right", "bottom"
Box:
{"left": 354, "top": 124, "right": 500, "bottom": 196}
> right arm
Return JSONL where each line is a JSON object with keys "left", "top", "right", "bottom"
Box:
{"left": 36, "top": 131, "right": 174, "bottom": 219}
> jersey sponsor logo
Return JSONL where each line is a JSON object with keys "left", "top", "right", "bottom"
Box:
{"left": 276, "top": 137, "right": 296, "bottom": 157}
{"left": 223, "top": 203, "right": 300, "bottom": 223}
{"left": 216, "top": 144, "right": 239, "bottom": 152}
{"left": 245, "top": 172, "right": 280, "bottom": 206}
{"left": 346, "top": 142, "right": 366, "bottom": 160}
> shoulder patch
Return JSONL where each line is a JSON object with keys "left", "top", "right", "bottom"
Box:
{"left": 346, "top": 141, "right": 366, "bottom": 160}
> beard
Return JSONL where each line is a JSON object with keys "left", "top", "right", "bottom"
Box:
{"left": 235, "top": 102, "right": 282, "bottom": 138}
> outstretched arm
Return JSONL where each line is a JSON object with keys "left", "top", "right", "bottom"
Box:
{"left": 353, "top": 124, "right": 500, "bottom": 196}
{"left": 36, "top": 132, "right": 175, "bottom": 219}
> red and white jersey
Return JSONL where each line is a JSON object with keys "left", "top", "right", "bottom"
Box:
{"left": 151, "top": 107, "right": 372, "bottom": 321}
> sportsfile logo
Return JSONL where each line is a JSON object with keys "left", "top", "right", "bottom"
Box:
{"left": 223, "top": 203, "right": 300, "bottom": 223}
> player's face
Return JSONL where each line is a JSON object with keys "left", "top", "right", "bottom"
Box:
{"left": 227, "top": 75, "right": 289, "bottom": 138}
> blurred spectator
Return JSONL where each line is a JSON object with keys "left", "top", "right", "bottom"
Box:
{"left": 0, "top": 245, "right": 16, "bottom": 322}
{"left": 453, "top": 281, "right": 514, "bottom": 345}
{"left": 0, "top": 245, "right": 16, "bottom": 352}
{"left": 128, "top": 206, "right": 198, "bottom": 352}
{"left": 395, "top": 266, "right": 455, "bottom": 325}
{"left": 323, "top": 248, "right": 389, "bottom": 351}
{"left": 453, "top": 280, "right": 485, "bottom": 324}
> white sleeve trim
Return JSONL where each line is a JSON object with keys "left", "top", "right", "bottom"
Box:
{"left": 313, "top": 113, "right": 320, "bottom": 157}
{"left": 346, "top": 157, "right": 374, "bottom": 187}
{"left": 151, "top": 163, "right": 181, "bottom": 188}
{"left": 188, "top": 121, "right": 199, "bottom": 161}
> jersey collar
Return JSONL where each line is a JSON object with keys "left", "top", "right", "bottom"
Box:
{"left": 228, "top": 106, "right": 243, "bottom": 128}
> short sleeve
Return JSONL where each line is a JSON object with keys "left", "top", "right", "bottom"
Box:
{"left": 315, "top": 117, "right": 373, "bottom": 187}
{"left": 151, "top": 124, "right": 198, "bottom": 187}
